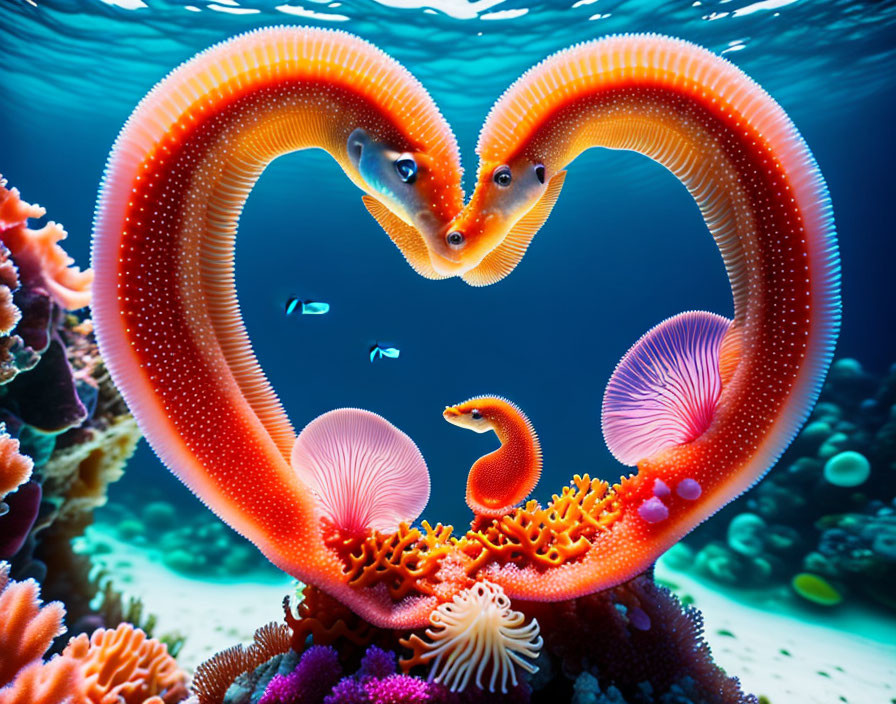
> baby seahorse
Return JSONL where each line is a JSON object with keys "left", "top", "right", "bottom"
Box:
{"left": 91, "top": 27, "right": 463, "bottom": 628}
{"left": 443, "top": 396, "right": 542, "bottom": 518}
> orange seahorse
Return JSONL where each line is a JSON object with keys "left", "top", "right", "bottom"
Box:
{"left": 92, "top": 31, "right": 840, "bottom": 631}
{"left": 443, "top": 396, "right": 542, "bottom": 518}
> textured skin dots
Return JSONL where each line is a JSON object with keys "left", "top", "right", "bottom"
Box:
{"left": 443, "top": 396, "right": 542, "bottom": 518}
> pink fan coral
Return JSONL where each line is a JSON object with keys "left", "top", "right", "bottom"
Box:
{"left": 291, "top": 409, "right": 430, "bottom": 534}
{"left": 0, "top": 175, "right": 92, "bottom": 311}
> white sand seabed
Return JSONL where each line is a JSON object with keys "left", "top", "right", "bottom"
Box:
{"left": 654, "top": 559, "right": 896, "bottom": 704}
{"left": 77, "top": 525, "right": 295, "bottom": 670}
{"left": 78, "top": 526, "right": 896, "bottom": 702}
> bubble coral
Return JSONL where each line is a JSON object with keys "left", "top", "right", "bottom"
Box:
{"left": 823, "top": 450, "right": 871, "bottom": 487}
{"left": 400, "top": 581, "right": 542, "bottom": 693}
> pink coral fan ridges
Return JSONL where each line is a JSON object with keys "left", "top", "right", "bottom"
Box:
{"left": 0, "top": 176, "right": 92, "bottom": 311}
{"left": 291, "top": 409, "right": 430, "bottom": 534}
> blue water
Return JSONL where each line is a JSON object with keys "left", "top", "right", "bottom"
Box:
{"left": 2, "top": 0, "right": 894, "bottom": 530}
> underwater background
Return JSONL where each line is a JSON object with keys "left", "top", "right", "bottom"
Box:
{"left": 2, "top": 1, "right": 896, "bottom": 702}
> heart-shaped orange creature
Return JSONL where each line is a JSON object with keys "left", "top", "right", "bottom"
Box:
{"left": 90, "top": 27, "right": 840, "bottom": 654}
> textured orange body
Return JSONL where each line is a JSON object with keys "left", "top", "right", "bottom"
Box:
{"left": 444, "top": 396, "right": 542, "bottom": 518}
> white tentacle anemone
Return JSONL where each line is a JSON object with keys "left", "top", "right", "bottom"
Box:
{"left": 419, "top": 580, "right": 542, "bottom": 693}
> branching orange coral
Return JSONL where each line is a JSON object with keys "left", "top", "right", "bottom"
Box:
{"left": 62, "top": 623, "right": 188, "bottom": 704}
{"left": 0, "top": 427, "right": 33, "bottom": 499}
{"left": 192, "top": 622, "right": 290, "bottom": 704}
{"left": 0, "top": 176, "right": 92, "bottom": 311}
{"left": 337, "top": 475, "right": 622, "bottom": 596}
{"left": 343, "top": 521, "right": 455, "bottom": 599}
{"left": 458, "top": 474, "right": 622, "bottom": 574}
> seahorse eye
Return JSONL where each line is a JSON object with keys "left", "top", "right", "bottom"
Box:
{"left": 471, "top": 409, "right": 482, "bottom": 420}
{"left": 446, "top": 231, "right": 465, "bottom": 247}
{"left": 534, "top": 163, "right": 545, "bottom": 184}
{"left": 493, "top": 166, "right": 512, "bottom": 187}
{"left": 395, "top": 154, "right": 417, "bottom": 184}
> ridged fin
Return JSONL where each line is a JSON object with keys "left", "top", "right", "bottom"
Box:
{"left": 462, "top": 171, "right": 566, "bottom": 287}
{"left": 602, "top": 311, "right": 732, "bottom": 466}
{"left": 362, "top": 195, "right": 447, "bottom": 280}
{"left": 718, "top": 323, "right": 743, "bottom": 387}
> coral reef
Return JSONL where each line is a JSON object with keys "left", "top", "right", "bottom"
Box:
{"left": 192, "top": 569, "right": 753, "bottom": 704}
{"left": 0, "top": 176, "right": 142, "bottom": 641}
{"left": 0, "top": 562, "right": 188, "bottom": 704}
{"left": 681, "top": 358, "right": 896, "bottom": 610}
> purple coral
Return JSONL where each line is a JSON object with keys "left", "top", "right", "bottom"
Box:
{"left": 260, "top": 646, "right": 342, "bottom": 704}
{"left": 365, "top": 674, "right": 430, "bottom": 703}
{"left": 358, "top": 645, "right": 397, "bottom": 680}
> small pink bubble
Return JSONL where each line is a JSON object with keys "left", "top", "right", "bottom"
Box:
{"left": 638, "top": 496, "right": 669, "bottom": 523}
{"left": 676, "top": 478, "right": 702, "bottom": 500}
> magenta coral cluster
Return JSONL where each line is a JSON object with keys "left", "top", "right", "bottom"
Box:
{"left": 258, "top": 645, "right": 528, "bottom": 704}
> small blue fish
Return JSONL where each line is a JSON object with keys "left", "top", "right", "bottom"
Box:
{"left": 285, "top": 297, "right": 330, "bottom": 316}
{"left": 370, "top": 343, "right": 400, "bottom": 363}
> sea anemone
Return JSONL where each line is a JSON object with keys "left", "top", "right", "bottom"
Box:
{"left": 403, "top": 581, "right": 542, "bottom": 693}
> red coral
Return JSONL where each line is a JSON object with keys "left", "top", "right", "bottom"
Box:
{"left": 0, "top": 176, "right": 92, "bottom": 311}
